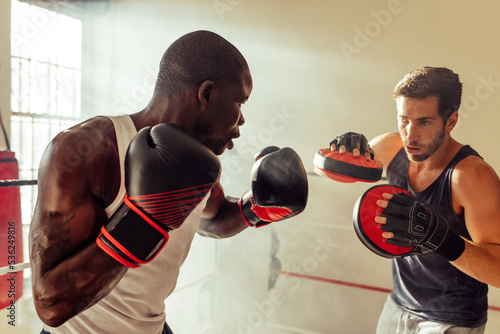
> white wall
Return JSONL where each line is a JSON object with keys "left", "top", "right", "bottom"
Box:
{"left": 84, "top": 0, "right": 500, "bottom": 169}
{"left": 0, "top": 0, "right": 11, "bottom": 151}
{"left": 79, "top": 1, "right": 500, "bottom": 333}
{"left": 3, "top": 0, "right": 500, "bottom": 333}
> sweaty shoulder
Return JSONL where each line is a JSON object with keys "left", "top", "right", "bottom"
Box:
{"left": 39, "top": 117, "right": 120, "bottom": 206}
{"left": 368, "top": 132, "right": 402, "bottom": 169}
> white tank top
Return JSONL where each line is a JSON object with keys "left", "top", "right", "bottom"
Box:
{"left": 44, "top": 115, "right": 207, "bottom": 334}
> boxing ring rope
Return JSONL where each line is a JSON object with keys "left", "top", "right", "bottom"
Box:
{"left": 0, "top": 262, "right": 30, "bottom": 276}
{"left": 0, "top": 179, "right": 37, "bottom": 187}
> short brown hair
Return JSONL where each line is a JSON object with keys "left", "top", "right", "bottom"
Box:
{"left": 393, "top": 67, "right": 462, "bottom": 122}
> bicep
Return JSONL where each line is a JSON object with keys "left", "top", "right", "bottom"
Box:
{"left": 28, "top": 127, "right": 131, "bottom": 326}
{"left": 30, "top": 139, "right": 107, "bottom": 275}
{"left": 454, "top": 159, "right": 500, "bottom": 244}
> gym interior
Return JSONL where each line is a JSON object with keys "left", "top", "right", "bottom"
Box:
{"left": 1, "top": 0, "right": 500, "bottom": 333}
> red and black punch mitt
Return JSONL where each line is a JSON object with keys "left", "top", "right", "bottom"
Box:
{"left": 352, "top": 184, "right": 414, "bottom": 258}
{"left": 353, "top": 184, "right": 466, "bottom": 260}
{"left": 313, "top": 132, "right": 382, "bottom": 183}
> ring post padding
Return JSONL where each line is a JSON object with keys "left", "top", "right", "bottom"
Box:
{"left": 0, "top": 151, "right": 24, "bottom": 309}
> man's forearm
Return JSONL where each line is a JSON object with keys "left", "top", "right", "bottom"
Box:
{"left": 198, "top": 197, "right": 248, "bottom": 239}
{"left": 452, "top": 240, "right": 500, "bottom": 288}
{"left": 32, "top": 243, "right": 127, "bottom": 327}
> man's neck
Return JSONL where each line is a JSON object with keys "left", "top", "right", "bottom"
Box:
{"left": 407, "top": 137, "right": 462, "bottom": 191}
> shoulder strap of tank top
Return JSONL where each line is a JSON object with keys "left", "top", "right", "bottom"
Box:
{"left": 447, "top": 145, "right": 482, "bottom": 171}
{"left": 102, "top": 115, "right": 138, "bottom": 217}
{"left": 432, "top": 145, "right": 482, "bottom": 203}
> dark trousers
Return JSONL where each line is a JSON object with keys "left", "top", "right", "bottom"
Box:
{"left": 41, "top": 322, "right": 174, "bottom": 334}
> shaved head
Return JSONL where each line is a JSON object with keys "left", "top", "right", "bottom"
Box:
{"left": 154, "top": 30, "right": 249, "bottom": 98}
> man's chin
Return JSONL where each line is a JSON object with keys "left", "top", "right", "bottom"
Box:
{"left": 215, "top": 140, "right": 234, "bottom": 155}
{"left": 199, "top": 138, "right": 227, "bottom": 156}
{"left": 407, "top": 153, "right": 428, "bottom": 162}
{"left": 227, "top": 139, "right": 234, "bottom": 150}
{"left": 213, "top": 143, "right": 229, "bottom": 156}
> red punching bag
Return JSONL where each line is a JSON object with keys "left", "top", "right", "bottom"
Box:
{"left": 0, "top": 150, "right": 24, "bottom": 309}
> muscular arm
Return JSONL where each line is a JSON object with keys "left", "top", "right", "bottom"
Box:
{"left": 198, "top": 181, "right": 248, "bottom": 238}
{"left": 450, "top": 156, "right": 500, "bottom": 288}
{"left": 368, "top": 132, "right": 402, "bottom": 171}
{"left": 30, "top": 125, "right": 127, "bottom": 327}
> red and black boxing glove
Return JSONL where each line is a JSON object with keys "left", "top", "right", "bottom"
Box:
{"left": 314, "top": 132, "right": 382, "bottom": 183}
{"left": 239, "top": 146, "right": 308, "bottom": 227}
{"left": 96, "top": 123, "right": 221, "bottom": 268}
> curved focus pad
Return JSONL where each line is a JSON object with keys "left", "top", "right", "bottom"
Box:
{"left": 313, "top": 149, "right": 382, "bottom": 183}
{"left": 352, "top": 184, "right": 413, "bottom": 258}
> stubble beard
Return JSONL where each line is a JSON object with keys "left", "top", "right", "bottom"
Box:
{"left": 405, "top": 127, "right": 446, "bottom": 162}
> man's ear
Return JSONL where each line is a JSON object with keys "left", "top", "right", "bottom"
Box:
{"left": 446, "top": 111, "right": 459, "bottom": 132}
{"left": 198, "top": 80, "right": 216, "bottom": 109}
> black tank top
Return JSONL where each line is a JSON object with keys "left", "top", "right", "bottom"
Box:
{"left": 386, "top": 145, "right": 488, "bottom": 327}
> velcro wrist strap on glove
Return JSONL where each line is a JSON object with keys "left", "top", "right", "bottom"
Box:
{"left": 239, "top": 191, "right": 294, "bottom": 228}
{"left": 96, "top": 197, "right": 169, "bottom": 268}
{"left": 381, "top": 193, "right": 465, "bottom": 261}
{"left": 238, "top": 191, "right": 271, "bottom": 228}
{"left": 435, "top": 231, "right": 465, "bottom": 261}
